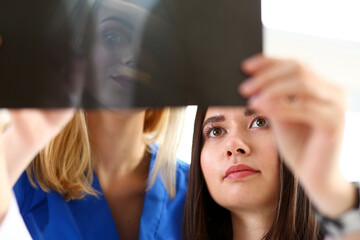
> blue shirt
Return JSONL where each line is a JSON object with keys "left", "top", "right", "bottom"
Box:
{"left": 13, "top": 146, "right": 189, "bottom": 240}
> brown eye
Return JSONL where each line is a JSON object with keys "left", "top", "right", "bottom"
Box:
{"left": 209, "top": 127, "right": 225, "bottom": 137}
{"left": 251, "top": 118, "right": 268, "bottom": 128}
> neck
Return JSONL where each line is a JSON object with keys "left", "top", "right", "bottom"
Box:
{"left": 86, "top": 109, "right": 148, "bottom": 179}
{"left": 231, "top": 206, "right": 275, "bottom": 240}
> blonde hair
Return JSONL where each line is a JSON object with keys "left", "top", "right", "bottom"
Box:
{"left": 26, "top": 107, "right": 186, "bottom": 201}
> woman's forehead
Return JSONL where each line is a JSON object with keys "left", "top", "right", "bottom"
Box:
{"left": 97, "top": 0, "right": 148, "bottom": 21}
{"left": 205, "top": 106, "right": 255, "bottom": 119}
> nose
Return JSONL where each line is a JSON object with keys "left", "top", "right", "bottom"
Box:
{"left": 121, "top": 55, "right": 136, "bottom": 68}
{"left": 227, "top": 148, "right": 246, "bottom": 157}
{"left": 226, "top": 136, "right": 250, "bottom": 158}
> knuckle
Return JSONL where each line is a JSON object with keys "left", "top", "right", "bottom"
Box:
{"left": 287, "top": 58, "right": 303, "bottom": 72}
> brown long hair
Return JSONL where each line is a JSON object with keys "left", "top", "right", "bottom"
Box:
{"left": 183, "top": 107, "right": 324, "bottom": 240}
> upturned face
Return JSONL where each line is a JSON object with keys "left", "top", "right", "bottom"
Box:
{"left": 200, "top": 107, "right": 279, "bottom": 213}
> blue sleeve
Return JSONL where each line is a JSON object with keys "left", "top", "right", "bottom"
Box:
{"left": 12, "top": 171, "right": 119, "bottom": 240}
{"left": 13, "top": 172, "right": 35, "bottom": 214}
{"left": 156, "top": 159, "right": 189, "bottom": 239}
{"left": 13, "top": 172, "right": 48, "bottom": 240}
{"left": 139, "top": 158, "right": 189, "bottom": 240}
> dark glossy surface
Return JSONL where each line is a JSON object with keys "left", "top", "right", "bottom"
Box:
{"left": 0, "top": 0, "right": 261, "bottom": 108}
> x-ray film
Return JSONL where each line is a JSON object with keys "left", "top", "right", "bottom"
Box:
{"left": 0, "top": 0, "right": 262, "bottom": 107}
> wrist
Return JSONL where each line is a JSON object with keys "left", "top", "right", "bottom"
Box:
{"left": 0, "top": 151, "right": 11, "bottom": 224}
{"left": 302, "top": 172, "right": 356, "bottom": 218}
{"left": 3, "top": 127, "right": 40, "bottom": 186}
{"left": 319, "top": 180, "right": 357, "bottom": 218}
{"left": 315, "top": 182, "right": 360, "bottom": 238}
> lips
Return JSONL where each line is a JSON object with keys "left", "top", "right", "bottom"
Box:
{"left": 108, "top": 65, "right": 152, "bottom": 88}
{"left": 225, "top": 164, "right": 260, "bottom": 179}
{"left": 111, "top": 75, "right": 135, "bottom": 89}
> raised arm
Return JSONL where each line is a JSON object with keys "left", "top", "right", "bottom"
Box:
{"left": 0, "top": 127, "right": 11, "bottom": 224}
{"left": 0, "top": 133, "right": 32, "bottom": 239}
{"left": 3, "top": 109, "right": 74, "bottom": 186}
{"left": 239, "top": 54, "right": 360, "bottom": 239}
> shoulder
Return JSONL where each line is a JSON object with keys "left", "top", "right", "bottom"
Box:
{"left": 13, "top": 171, "right": 47, "bottom": 216}
{"left": 175, "top": 159, "right": 189, "bottom": 196}
{"left": 13, "top": 172, "right": 35, "bottom": 210}
{"left": 176, "top": 158, "right": 189, "bottom": 175}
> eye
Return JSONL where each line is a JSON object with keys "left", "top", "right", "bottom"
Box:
{"left": 209, "top": 127, "right": 226, "bottom": 137}
{"left": 104, "top": 31, "right": 124, "bottom": 45}
{"left": 251, "top": 117, "right": 268, "bottom": 128}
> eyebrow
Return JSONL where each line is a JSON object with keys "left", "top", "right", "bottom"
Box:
{"left": 244, "top": 108, "right": 256, "bottom": 117}
{"left": 202, "top": 108, "right": 256, "bottom": 127}
{"left": 202, "top": 115, "right": 225, "bottom": 128}
{"left": 100, "top": 16, "right": 134, "bottom": 30}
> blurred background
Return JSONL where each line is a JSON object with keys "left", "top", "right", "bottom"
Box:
{"left": 178, "top": 0, "right": 360, "bottom": 181}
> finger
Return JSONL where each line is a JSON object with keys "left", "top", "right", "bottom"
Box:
{"left": 241, "top": 54, "right": 267, "bottom": 74}
{"left": 240, "top": 59, "right": 301, "bottom": 97}
{"left": 252, "top": 98, "right": 344, "bottom": 132}
{"left": 247, "top": 76, "right": 305, "bottom": 101}
{"left": 248, "top": 93, "right": 343, "bottom": 128}
{"left": 243, "top": 65, "right": 345, "bottom": 109}
{"left": 247, "top": 77, "right": 326, "bottom": 106}
{"left": 241, "top": 54, "right": 283, "bottom": 74}
{"left": 250, "top": 78, "right": 345, "bottom": 110}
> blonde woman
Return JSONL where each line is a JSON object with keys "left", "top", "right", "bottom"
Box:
{"left": 4, "top": 108, "right": 187, "bottom": 240}
{"left": 0, "top": 0, "right": 189, "bottom": 238}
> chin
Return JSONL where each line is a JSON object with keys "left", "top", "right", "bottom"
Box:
{"left": 211, "top": 188, "right": 270, "bottom": 212}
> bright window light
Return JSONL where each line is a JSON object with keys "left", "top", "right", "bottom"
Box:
{"left": 177, "top": 106, "right": 197, "bottom": 164}
{"left": 262, "top": 0, "right": 360, "bottom": 43}
{"left": 340, "top": 111, "right": 360, "bottom": 181}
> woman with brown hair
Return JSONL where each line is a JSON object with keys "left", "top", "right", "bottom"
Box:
{"left": 183, "top": 105, "right": 324, "bottom": 240}
{"left": 183, "top": 55, "right": 358, "bottom": 239}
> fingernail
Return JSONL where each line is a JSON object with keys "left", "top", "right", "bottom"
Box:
{"left": 248, "top": 95, "right": 261, "bottom": 106}
{"left": 239, "top": 79, "right": 256, "bottom": 96}
{"left": 242, "top": 55, "right": 262, "bottom": 70}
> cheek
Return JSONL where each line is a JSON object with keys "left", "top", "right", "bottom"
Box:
{"left": 200, "top": 145, "right": 226, "bottom": 205}
{"left": 200, "top": 149, "right": 214, "bottom": 183}
{"left": 261, "top": 139, "right": 279, "bottom": 175}
{"left": 92, "top": 34, "right": 118, "bottom": 71}
{"left": 93, "top": 44, "right": 113, "bottom": 69}
{"left": 253, "top": 133, "right": 277, "bottom": 163}
{"left": 200, "top": 146, "right": 221, "bottom": 189}
{"left": 258, "top": 140, "right": 280, "bottom": 200}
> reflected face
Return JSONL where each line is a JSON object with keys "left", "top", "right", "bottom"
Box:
{"left": 200, "top": 107, "right": 279, "bottom": 213}
{"left": 88, "top": 0, "right": 155, "bottom": 107}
